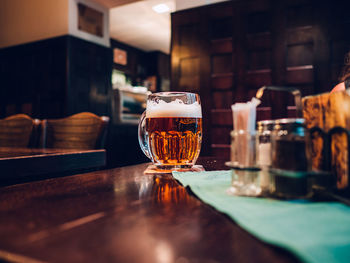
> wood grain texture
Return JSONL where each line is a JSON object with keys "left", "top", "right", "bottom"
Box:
{"left": 42, "top": 112, "right": 109, "bottom": 150}
{"left": 171, "top": 0, "right": 350, "bottom": 157}
{"left": 0, "top": 158, "right": 299, "bottom": 263}
{"left": 0, "top": 114, "right": 40, "bottom": 147}
{"left": 302, "top": 90, "right": 350, "bottom": 189}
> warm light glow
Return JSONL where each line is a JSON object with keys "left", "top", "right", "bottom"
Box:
{"left": 152, "top": 3, "right": 170, "bottom": 13}
{"left": 155, "top": 241, "right": 173, "bottom": 263}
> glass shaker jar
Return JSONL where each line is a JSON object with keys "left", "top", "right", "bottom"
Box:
{"left": 270, "top": 118, "right": 312, "bottom": 198}
{"left": 256, "top": 120, "right": 275, "bottom": 193}
{"left": 256, "top": 120, "right": 275, "bottom": 167}
{"left": 271, "top": 118, "right": 309, "bottom": 171}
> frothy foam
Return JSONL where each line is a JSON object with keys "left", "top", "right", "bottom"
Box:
{"left": 146, "top": 99, "right": 202, "bottom": 118}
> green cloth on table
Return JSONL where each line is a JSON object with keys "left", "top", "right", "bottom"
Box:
{"left": 172, "top": 170, "right": 350, "bottom": 263}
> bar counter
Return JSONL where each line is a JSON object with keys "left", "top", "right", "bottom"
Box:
{"left": 0, "top": 158, "right": 298, "bottom": 263}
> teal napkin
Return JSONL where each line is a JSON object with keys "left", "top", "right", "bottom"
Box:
{"left": 172, "top": 170, "right": 350, "bottom": 263}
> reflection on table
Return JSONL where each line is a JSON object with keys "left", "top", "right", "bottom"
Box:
{"left": 0, "top": 158, "right": 298, "bottom": 263}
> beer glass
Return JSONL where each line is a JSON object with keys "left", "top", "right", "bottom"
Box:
{"left": 138, "top": 92, "right": 202, "bottom": 170}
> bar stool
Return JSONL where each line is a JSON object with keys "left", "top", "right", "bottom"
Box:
{"left": 41, "top": 112, "right": 110, "bottom": 150}
{"left": 0, "top": 114, "right": 41, "bottom": 147}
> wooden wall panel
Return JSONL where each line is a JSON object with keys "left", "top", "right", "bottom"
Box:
{"left": 179, "top": 76, "right": 200, "bottom": 92}
{"left": 171, "top": 0, "right": 349, "bottom": 157}
{"left": 248, "top": 50, "right": 272, "bottom": 70}
{"left": 213, "top": 91, "right": 233, "bottom": 109}
{"left": 211, "top": 39, "right": 232, "bottom": 53}
{"left": 211, "top": 145, "right": 230, "bottom": 159}
{"left": 211, "top": 109, "right": 232, "bottom": 126}
{"left": 180, "top": 57, "right": 199, "bottom": 76}
{"left": 286, "top": 3, "right": 313, "bottom": 28}
{"left": 211, "top": 127, "right": 231, "bottom": 145}
{"left": 210, "top": 17, "right": 233, "bottom": 40}
{"left": 286, "top": 67, "right": 313, "bottom": 84}
{"left": 287, "top": 44, "right": 313, "bottom": 67}
{"left": 246, "top": 32, "right": 271, "bottom": 50}
{"left": 245, "top": 11, "right": 271, "bottom": 34}
{"left": 211, "top": 54, "right": 232, "bottom": 75}
{"left": 286, "top": 26, "right": 313, "bottom": 45}
{"left": 246, "top": 70, "right": 272, "bottom": 87}
{"left": 179, "top": 25, "right": 198, "bottom": 46}
{"left": 211, "top": 75, "right": 232, "bottom": 90}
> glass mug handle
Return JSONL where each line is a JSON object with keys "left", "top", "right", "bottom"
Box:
{"left": 138, "top": 110, "right": 151, "bottom": 159}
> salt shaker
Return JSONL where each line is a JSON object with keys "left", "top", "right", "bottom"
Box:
{"left": 256, "top": 120, "right": 274, "bottom": 192}
{"left": 256, "top": 120, "right": 275, "bottom": 167}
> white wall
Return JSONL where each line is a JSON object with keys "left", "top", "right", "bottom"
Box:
{"left": 0, "top": 0, "right": 110, "bottom": 49}
{"left": 0, "top": 0, "right": 69, "bottom": 48}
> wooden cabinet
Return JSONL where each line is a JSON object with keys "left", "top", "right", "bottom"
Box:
{"left": 171, "top": 0, "right": 350, "bottom": 158}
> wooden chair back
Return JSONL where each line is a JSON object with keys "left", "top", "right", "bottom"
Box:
{"left": 0, "top": 114, "right": 40, "bottom": 147}
{"left": 42, "top": 112, "right": 110, "bottom": 150}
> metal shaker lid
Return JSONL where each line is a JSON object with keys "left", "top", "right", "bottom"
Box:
{"left": 257, "top": 120, "right": 275, "bottom": 132}
{"left": 273, "top": 118, "right": 306, "bottom": 136}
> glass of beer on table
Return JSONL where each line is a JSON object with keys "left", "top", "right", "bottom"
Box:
{"left": 138, "top": 92, "right": 202, "bottom": 171}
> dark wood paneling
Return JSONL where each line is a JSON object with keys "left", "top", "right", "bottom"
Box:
{"left": 247, "top": 32, "right": 271, "bottom": 50}
{"left": 286, "top": 44, "right": 313, "bottom": 67}
{"left": 211, "top": 109, "right": 232, "bottom": 126}
{"left": 211, "top": 75, "right": 233, "bottom": 90}
{"left": 180, "top": 57, "right": 200, "bottom": 75}
{"left": 286, "top": 26, "right": 313, "bottom": 45}
{"left": 211, "top": 38, "right": 233, "bottom": 53}
{"left": 179, "top": 76, "right": 200, "bottom": 92}
{"left": 213, "top": 91, "right": 233, "bottom": 109}
{"left": 171, "top": 0, "right": 349, "bottom": 157}
{"left": 0, "top": 36, "right": 68, "bottom": 118}
{"left": 210, "top": 17, "right": 233, "bottom": 40}
{"left": 211, "top": 54, "right": 232, "bottom": 74}
{"left": 245, "top": 11, "right": 271, "bottom": 34}
{"left": 0, "top": 36, "right": 112, "bottom": 119}
{"left": 179, "top": 57, "right": 200, "bottom": 91}
{"left": 248, "top": 50, "right": 272, "bottom": 70}
{"left": 286, "top": 4, "right": 313, "bottom": 28}
{"left": 211, "top": 127, "right": 231, "bottom": 144}
{"left": 246, "top": 70, "right": 272, "bottom": 87}
{"left": 257, "top": 107, "right": 273, "bottom": 121}
{"left": 211, "top": 144, "right": 230, "bottom": 158}
{"left": 286, "top": 67, "right": 313, "bottom": 84}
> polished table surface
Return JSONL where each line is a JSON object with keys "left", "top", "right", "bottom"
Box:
{"left": 0, "top": 147, "right": 106, "bottom": 186}
{"left": 0, "top": 158, "right": 299, "bottom": 263}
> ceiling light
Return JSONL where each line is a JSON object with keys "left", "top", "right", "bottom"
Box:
{"left": 152, "top": 3, "right": 170, "bottom": 14}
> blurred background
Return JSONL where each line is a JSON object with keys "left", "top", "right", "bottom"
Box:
{"left": 0, "top": 0, "right": 349, "bottom": 167}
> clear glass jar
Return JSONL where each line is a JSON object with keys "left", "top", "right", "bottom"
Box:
{"left": 270, "top": 118, "right": 312, "bottom": 198}
{"left": 271, "top": 118, "right": 309, "bottom": 171}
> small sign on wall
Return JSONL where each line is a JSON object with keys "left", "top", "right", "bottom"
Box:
{"left": 78, "top": 3, "right": 103, "bottom": 37}
{"left": 68, "top": 0, "right": 110, "bottom": 47}
{"left": 114, "top": 48, "right": 127, "bottom": 65}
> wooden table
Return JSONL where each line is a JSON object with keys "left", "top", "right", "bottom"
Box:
{"left": 0, "top": 158, "right": 299, "bottom": 263}
{"left": 0, "top": 147, "right": 106, "bottom": 186}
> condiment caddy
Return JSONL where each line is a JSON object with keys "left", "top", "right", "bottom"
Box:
{"left": 226, "top": 86, "right": 342, "bottom": 201}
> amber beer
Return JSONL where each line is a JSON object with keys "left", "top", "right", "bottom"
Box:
{"left": 146, "top": 117, "right": 202, "bottom": 166}
{"left": 145, "top": 100, "right": 202, "bottom": 167}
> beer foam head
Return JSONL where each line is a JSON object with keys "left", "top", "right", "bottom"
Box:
{"left": 146, "top": 99, "right": 202, "bottom": 118}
